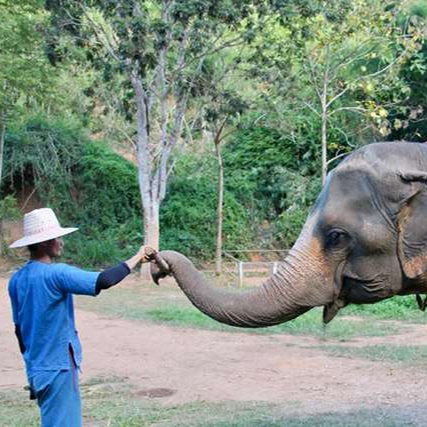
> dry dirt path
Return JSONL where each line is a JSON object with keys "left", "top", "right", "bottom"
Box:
{"left": 2, "top": 276, "right": 427, "bottom": 418}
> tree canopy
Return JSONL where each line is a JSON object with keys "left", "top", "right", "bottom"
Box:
{"left": 2, "top": 0, "right": 427, "bottom": 264}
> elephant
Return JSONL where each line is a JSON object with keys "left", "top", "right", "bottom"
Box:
{"left": 150, "top": 141, "right": 427, "bottom": 327}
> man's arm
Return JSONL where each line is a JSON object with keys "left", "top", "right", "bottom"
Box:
{"left": 95, "top": 246, "right": 153, "bottom": 294}
{"left": 95, "top": 263, "right": 130, "bottom": 294}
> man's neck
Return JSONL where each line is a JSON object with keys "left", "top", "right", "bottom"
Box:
{"left": 30, "top": 254, "right": 52, "bottom": 264}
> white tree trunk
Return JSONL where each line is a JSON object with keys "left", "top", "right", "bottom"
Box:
{"left": 143, "top": 203, "right": 160, "bottom": 250}
{"left": 131, "top": 71, "right": 160, "bottom": 279}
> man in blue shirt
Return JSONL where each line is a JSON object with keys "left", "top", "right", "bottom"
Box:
{"left": 8, "top": 208, "right": 152, "bottom": 427}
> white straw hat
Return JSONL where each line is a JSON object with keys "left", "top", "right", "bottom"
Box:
{"left": 9, "top": 208, "right": 78, "bottom": 248}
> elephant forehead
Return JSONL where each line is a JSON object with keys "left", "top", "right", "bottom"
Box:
{"left": 319, "top": 173, "right": 388, "bottom": 226}
{"left": 314, "top": 174, "right": 373, "bottom": 220}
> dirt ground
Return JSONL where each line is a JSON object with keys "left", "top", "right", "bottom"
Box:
{"left": 2, "top": 275, "right": 427, "bottom": 420}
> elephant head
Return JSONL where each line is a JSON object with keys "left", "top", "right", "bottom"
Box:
{"left": 151, "top": 141, "right": 427, "bottom": 327}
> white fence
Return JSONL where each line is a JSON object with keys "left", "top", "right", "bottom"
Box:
{"left": 222, "top": 249, "right": 288, "bottom": 287}
{"left": 236, "top": 261, "right": 279, "bottom": 287}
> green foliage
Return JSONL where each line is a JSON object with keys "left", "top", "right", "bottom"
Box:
{"left": 271, "top": 172, "right": 321, "bottom": 247}
{"left": 273, "top": 209, "right": 309, "bottom": 248}
{"left": 67, "top": 143, "right": 141, "bottom": 228}
{"left": 0, "top": 1, "right": 51, "bottom": 113}
{"left": 2, "top": 114, "right": 85, "bottom": 194}
{"left": 56, "top": 143, "right": 143, "bottom": 267}
{"left": 64, "top": 221, "right": 142, "bottom": 268}
{"left": 2, "top": 114, "right": 143, "bottom": 266}
{"left": 225, "top": 125, "right": 299, "bottom": 172}
{"left": 225, "top": 123, "right": 299, "bottom": 220}
{"left": 2, "top": 114, "right": 257, "bottom": 265}
{"left": 0, "top": 194, "right": 19, "bottom": 221}
{"left": 160, "top": 154, "right": 254, "bottom": 259}
{"left": 249, "top": 0, "right": 424, "bottom": 169}
{"left": 0, "top": 194, "right": 20, "bottom": 255}
{"left": 4, "top": 0, "right": 427, "bottom": 268}
{"left": 222, "top": 119, "right": 323, "bottom": 247}
{"left": 344, "top": 294, "right": 425, "bottom": 321}
{"left": 388, "top": 2, "right": 427, "bottom": 142}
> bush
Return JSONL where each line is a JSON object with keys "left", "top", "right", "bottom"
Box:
{"left": 160, "top": 154, "right": 254, "bottom": 259}
{"left": 2, "top": 114, "right": 255, "bottom": 265}
{"left": 271, "top": 173, "right": 322, "bottom": 247}
{"left": 0, "top": 195, "right": 20, "bottom": 256}
{"left": 2, "top": 114, "right": 84, "bottom": 196}
{"left": 2, "top": 112, "right": 324, "bottom": 265}
{"left": 2, "top": 115, "right": 143, "bottom": 267}
{"left": 222, "top": 121, "right": 323, "bottom": 248}
{"left": 68, "top": 143, "right": 141, "bottom": 228}
{"left": 59, "top": 143, "right": 144, "bottom": 267}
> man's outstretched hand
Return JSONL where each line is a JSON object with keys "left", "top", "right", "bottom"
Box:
{"left": 143, "top": 248, "right": 171, "bottom": 284}
{"left": 138, "top": 245, "right": 157, "bottom": 263}
{"left": 125, "top": 245, "right": 156, "bottom": 270}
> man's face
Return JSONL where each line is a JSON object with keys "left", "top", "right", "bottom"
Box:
{"left": 43, "top": 237, "right": 64, "bottom": 258}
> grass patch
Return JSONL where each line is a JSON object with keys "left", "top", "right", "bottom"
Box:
{"left": 0, "top": 389, "right": 38, "bottom": 427}
{"left": 76, "top": 283, "right": 404, "bottom": 340}
{"left": 321, "top": 344, "right": 427, "bottom": 367}
{"left": 143, "top": 304, "right": 402, "bottom": 340}
{"left": 1, "top": 379, "right": 423, "bottom": 427}
{"left": 343, "top": 295, "right": 427, "bottom": 322}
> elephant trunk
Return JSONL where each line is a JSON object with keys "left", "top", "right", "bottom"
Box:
{"left": 151, "top": 239, "right": 334, "bottom": 328}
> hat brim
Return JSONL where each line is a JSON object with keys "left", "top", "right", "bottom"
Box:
{"left": 9, "top": 227, "right": 79, "bottom": 249}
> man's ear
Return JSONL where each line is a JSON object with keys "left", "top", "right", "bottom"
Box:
{"left": 398, "top": 171, "right": 427, "bottom": 279}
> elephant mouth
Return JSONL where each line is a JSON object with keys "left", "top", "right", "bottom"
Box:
{"left": 324, "top": 274, "right": 391, "bottom": 322}
{"left": 342, "top": 275, "right": 390, "bottom": 304}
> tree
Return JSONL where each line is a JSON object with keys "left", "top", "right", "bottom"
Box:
{"left": 46, "top": 1, "right": 273, "bottom": 269}
{"left": 190, "top": 55, "right": 249, "bottom": 275}
{"left": 0, "top": 195, "right": 20, "bottom": 256}
{"left": 0, "top": 0, "right": 51, "bottom": 191}
{"left": 250, "top": 0, "right": 424, "bottom": 184}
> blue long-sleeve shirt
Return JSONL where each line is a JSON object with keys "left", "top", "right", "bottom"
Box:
{"left": 8, "top": 261, "right": 99, "bottom": 379}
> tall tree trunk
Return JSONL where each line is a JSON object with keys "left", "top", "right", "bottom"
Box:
{"left": 141, "top": 202, "right": 160, "bottom": 276}
{"left": 131, "top": 70, "right": 160, "bottom": 279}
{"left": 215, "top": 140, "right": 224, "bottom": 276}
{"left": 144, "top": 203, "right": 160, "bottom": 249}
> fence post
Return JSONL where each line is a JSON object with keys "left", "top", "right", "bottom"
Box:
{"left": 238, "top": 261, "right": 243, "bottom": 287}
{"left": 272, "top": 262, "right": 278, "bottom": 275}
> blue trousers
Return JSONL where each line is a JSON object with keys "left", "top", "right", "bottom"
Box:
{"left": 29, "top": 363, "right": 82, "bottom": 427}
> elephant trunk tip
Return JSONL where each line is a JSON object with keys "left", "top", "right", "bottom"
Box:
{"left": 148, "top": 252, "right": 172, "bottom": 285}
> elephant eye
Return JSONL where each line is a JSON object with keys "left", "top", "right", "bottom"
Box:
{"left": 327, "top": 230, "right": 349, "bottom": 248}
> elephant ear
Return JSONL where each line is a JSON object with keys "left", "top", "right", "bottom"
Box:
{"left": 398, "top": 170, "right": 427, "bottom": 279}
